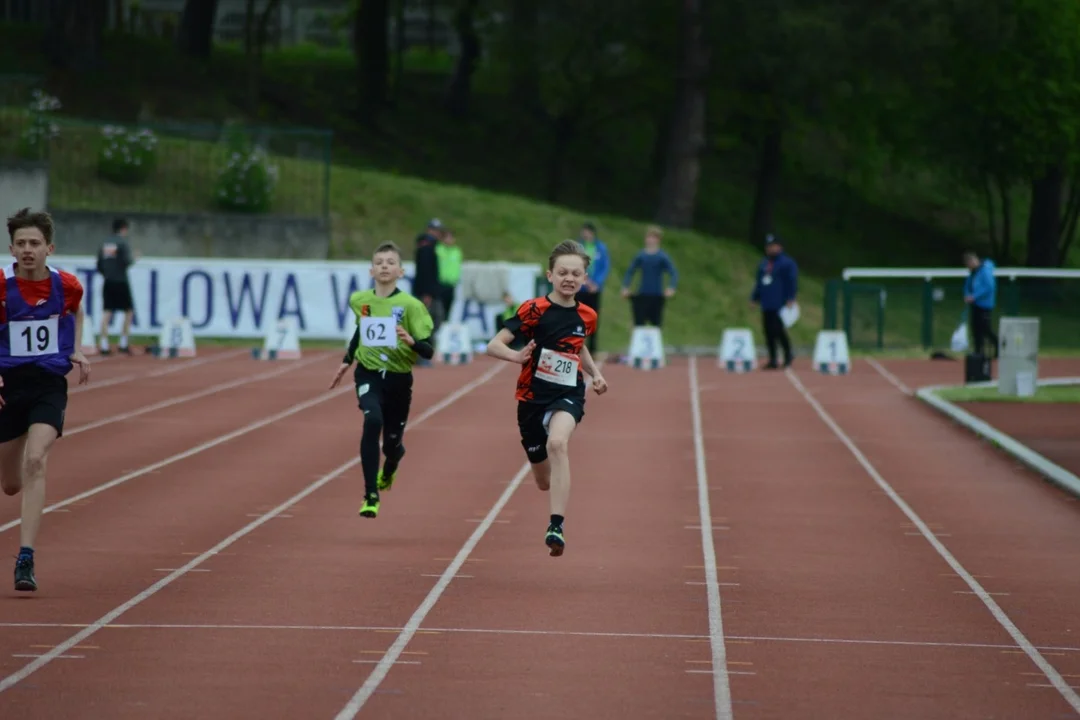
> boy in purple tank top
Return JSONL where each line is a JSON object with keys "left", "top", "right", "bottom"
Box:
{"left": 1, "top": 208, "right": 91, "bottom": 592}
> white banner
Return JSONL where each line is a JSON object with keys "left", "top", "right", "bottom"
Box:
{"left": 48, "top": 255, "right": 542, "bottom": 342}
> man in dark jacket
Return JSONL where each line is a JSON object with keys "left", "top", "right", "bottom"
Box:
{"left": 97, "top": 217, "right": 138, "bottom": 355}
{"left": 750, "top": 234, "right": 798, "bottom": 369}
{"left": 412, "top": 218, "right": 442, "bottom": 313}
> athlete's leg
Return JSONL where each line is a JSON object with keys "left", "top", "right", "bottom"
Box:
{"left": 377, "top": 373, "right": 413, "bottom": 490}
{"left": 517, "top": 402, "right": 550, "bottom": 490}
{"left": 0, "top": 435, "right": 27, "bottom": 497}
{"left": 355, "top": 370, "right": 386, "bottom": 516}
{"left": 544, "top": 410, "right": 578, "bottom": 518}
{"left": 19, "top": 423, "right": 57, "bottom": 552}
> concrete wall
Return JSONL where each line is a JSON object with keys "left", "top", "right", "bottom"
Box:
{"left": 49, "top": 210, "right": 331, "bottom": 259}
{"left": 0, "top": 163, "right": 49, "bottom": 219}
{"left": 0, "top": 166, "right": 329, "bottom": 259}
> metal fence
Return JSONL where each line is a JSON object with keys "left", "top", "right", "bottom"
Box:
{"left": 823, "top": 269, "right": 1080, "bottom": 352}
{"left": 0, "top": 105, "right": 332, "bottom": 219}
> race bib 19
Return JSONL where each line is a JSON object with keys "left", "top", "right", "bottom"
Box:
{"left": 535, "top": 347, "right": 579, "bottom": 387}
{"left": 360, "top": 317, "right": 397, "bottom": 348}
{"left": 9, "top": 317, "right": 59, "bottom": 357}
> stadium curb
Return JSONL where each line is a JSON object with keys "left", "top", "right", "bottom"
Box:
{"left": 914, "top": 378, "right": 1080, "bottom": 500}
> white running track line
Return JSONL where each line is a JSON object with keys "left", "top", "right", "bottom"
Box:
{"left": 5, "top": 622, "right": 1080, "bottom": 653}
{"left": 865, "top": 357, "right": 913, "bottom": 395}
{"left": 63, "top": 353, "right": 330, "bottom": 438}
{"left": 784, "top": 367, "right": 1080, "bottom": 715}
{"left": 0, "top": 362, "right": 504, "bottom": 694}
{"left": 687, "top": 355, "right": 734, "bottom": 720}
{"left": 333, "top": 461, "right": 531, "bottom": 720}
{"left": 70, "top": 349, "right": 247, "bottom": 395}
{"left": 0, "top": 361, "right": 501, "bottom": 535}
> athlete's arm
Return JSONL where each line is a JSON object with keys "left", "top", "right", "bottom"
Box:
{"left": 411, "top": 337, "right": 434, "bottom": 360}
{"left": 342, "top": 325, "right": 359, "bottom": 365}
{"left": 487, "top": 328, "right": 534, "bottom": 364}
{"left": 580, "top": 345, "right": 608, "bottom": 395}
{"left": 395, "top": 325, "right": 435, "bottom": 360}
{"left": 70, "top": 299, "right": 91, "bottom": 385}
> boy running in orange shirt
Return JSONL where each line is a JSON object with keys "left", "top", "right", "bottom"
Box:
{"left": 486, "top": 240, "right": 608, "bottom": 557}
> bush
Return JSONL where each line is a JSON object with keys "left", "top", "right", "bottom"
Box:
{"left": 213, "top": 126, "right": 279, "bottom": 213}
{"left": 17, "top": 90, "right": 60, "bottom": 161}
{"left": 97, "top": 125, "right": 158, "bottom": 185}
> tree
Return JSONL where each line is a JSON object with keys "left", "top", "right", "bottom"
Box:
{"left": 654, "top": 0, "right": 708, "bottom": 228}
{"left": 176, "top": 0, "right": 221, "bottom": 60}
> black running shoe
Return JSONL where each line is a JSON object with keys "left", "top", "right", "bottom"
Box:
{"left": 14, "top": 555, "right": 36, "bottom": 592}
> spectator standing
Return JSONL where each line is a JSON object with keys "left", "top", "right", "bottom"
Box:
{"left": 412, "top": 219, "right": 442, "bottom": 367}
{"left": 620, "top": 225, "right": 677, "bottom": 327}
{"left": 963, "top": 250, "right": 998, "bottom": 358}
{"left": 574, "top": 221, "right": 610, "bottom": 352}
{"left": 434, "top": 228, "right": 463, "bottom": 323}
{"left": 750, "top": 234, "right": 798, "bottom": 369}
{"left": 97, "top": 217, "right": 138, "bottom": 355}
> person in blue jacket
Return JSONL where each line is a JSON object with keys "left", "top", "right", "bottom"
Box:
{"left": 963, "top": 250, "right": 998, "bottom": 358}
{"left": 575, "top": 221, "right": 610, "bottom": 352}
{"left": 750, "top": 234, "right": 798, "bottom": 369}
{"left": 621, "top": 225, "right": 677, "bottom": 328}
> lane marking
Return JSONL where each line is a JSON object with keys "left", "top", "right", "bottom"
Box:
{"left": 70, "top": 349, "right": 247, "bottom": 395}
{"left": 0, "top": 356, "right": 467, "bottom": 534}
{"left": 332, "top": 461, "right": 532, "bottom": 720}
{"left": 865, "top": 358, "right": 913, "bottom": 395}
{"left": 63, "top": 354, "right": 328, "bottom": 438}
{"left": 785, "top": 367, "right": 1080, "bottom": 714}
{"left": 688, "top": 355, "right": 734, "bottom": 720}
{"left": 0, "top": 363, "right": 504, "bottom": 694}
{"left": 5, "top": 621, "right": 1080, "bottom": 654}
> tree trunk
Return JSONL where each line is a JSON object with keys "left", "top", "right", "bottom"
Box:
{"left": 748, "top": 125, "right": 783, "bottom": 245}
{"left": 176, "top": 0, "right": 220, "bottom": 59}
{"left": 654, "top": 0, "right": 708, "bottom": 228}
{"left": 508, "top": 0, "right": 540, "bottom": 112}
{"left": 1025, "top": 164, "right": 1065, "bottom": 267}
{"left": 444, "top": 0, "right": 481, "bottom": 118}
{"left": 354, "top": 0, "right": 391, "bottom": 120}
{"left": 545, "top": 114, "right": 578, "bottom": 203}
{"left": 45, "top": 0, "right": 108, "bottom": 71}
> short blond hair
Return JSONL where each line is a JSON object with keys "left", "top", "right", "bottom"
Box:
{"left": 373, "top": 241, "right": 402, "bottom": 261}
{"left": 645, "top": 225, "right": 663, "bottom": 240}
{"left": 548, "top": 239, "right": 591, "bottom": 270}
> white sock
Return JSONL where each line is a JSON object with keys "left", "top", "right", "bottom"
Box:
{"left": 119, "top": 335, "right": 128, "bottom": 350}
{"left": 99, "top": 336, "right": 109, "bottom": 351}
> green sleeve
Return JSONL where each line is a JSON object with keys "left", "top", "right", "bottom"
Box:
{"left": 406, "top": 297, "right": 435, "bottom": 339}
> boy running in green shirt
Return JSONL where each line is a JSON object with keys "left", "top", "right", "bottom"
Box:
{"left": 329, "top": 242, "right": 435, "bottom": 518}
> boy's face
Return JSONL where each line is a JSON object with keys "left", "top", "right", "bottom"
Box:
{"left": 10, "top": 227, "right": 52, "bottom": 272}
{"left": 644, "top": 233, "right": 660, "bottom": 250}
{"left": 547, "top": 254, "right": 587, "bottom": 296}
{"left": 370, "top": 250, "right": 404, "bottom": 284}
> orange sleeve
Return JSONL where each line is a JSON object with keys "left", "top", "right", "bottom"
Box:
{"left": 60, "top": 271, "right": 84, "bottom": 315}
{"left": 579, "top": 305, "right": 598, "bottom": 336}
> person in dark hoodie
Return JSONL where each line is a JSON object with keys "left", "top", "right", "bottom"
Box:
{"left": 411, "top": 220, "right": 442, "bottom": 366}
{"left": 750, "top": 234, "right": 798, "bottom": 369}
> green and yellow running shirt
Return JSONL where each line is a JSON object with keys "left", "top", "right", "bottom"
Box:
{"left": 346, "top": 287, "right": 434, "bottom": 373}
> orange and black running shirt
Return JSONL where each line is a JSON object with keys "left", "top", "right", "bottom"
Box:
{"left": 502, "top": 296, "right": 598, "bottom": 404}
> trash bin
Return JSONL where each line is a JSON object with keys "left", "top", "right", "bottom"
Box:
{"left": 997, "top": 317, "right": 1039, "bottom": 397}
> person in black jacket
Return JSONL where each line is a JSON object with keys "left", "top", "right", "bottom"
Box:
{"left": 412, "top": 219, "right": 442, "bottom": 315}
{"left": 97, "top": 217, "right": 139, "bottom": 355}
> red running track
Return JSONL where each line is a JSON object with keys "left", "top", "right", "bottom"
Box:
{"left": 0, "top": 352, "right": 1079, "bottom": 719}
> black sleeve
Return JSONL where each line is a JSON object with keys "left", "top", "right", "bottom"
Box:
{"left": 343, "top": 326, "right": 359, "bottom": 364}
{"left": 412, "top": 336, "right": 434, "bottom": 360}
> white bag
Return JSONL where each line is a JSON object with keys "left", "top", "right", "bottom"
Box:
{"left": 779, "top": 302, "right": 800, "bottom": 328}
{"left": 950, "top": 322, "right": 969, "bottom": 353}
